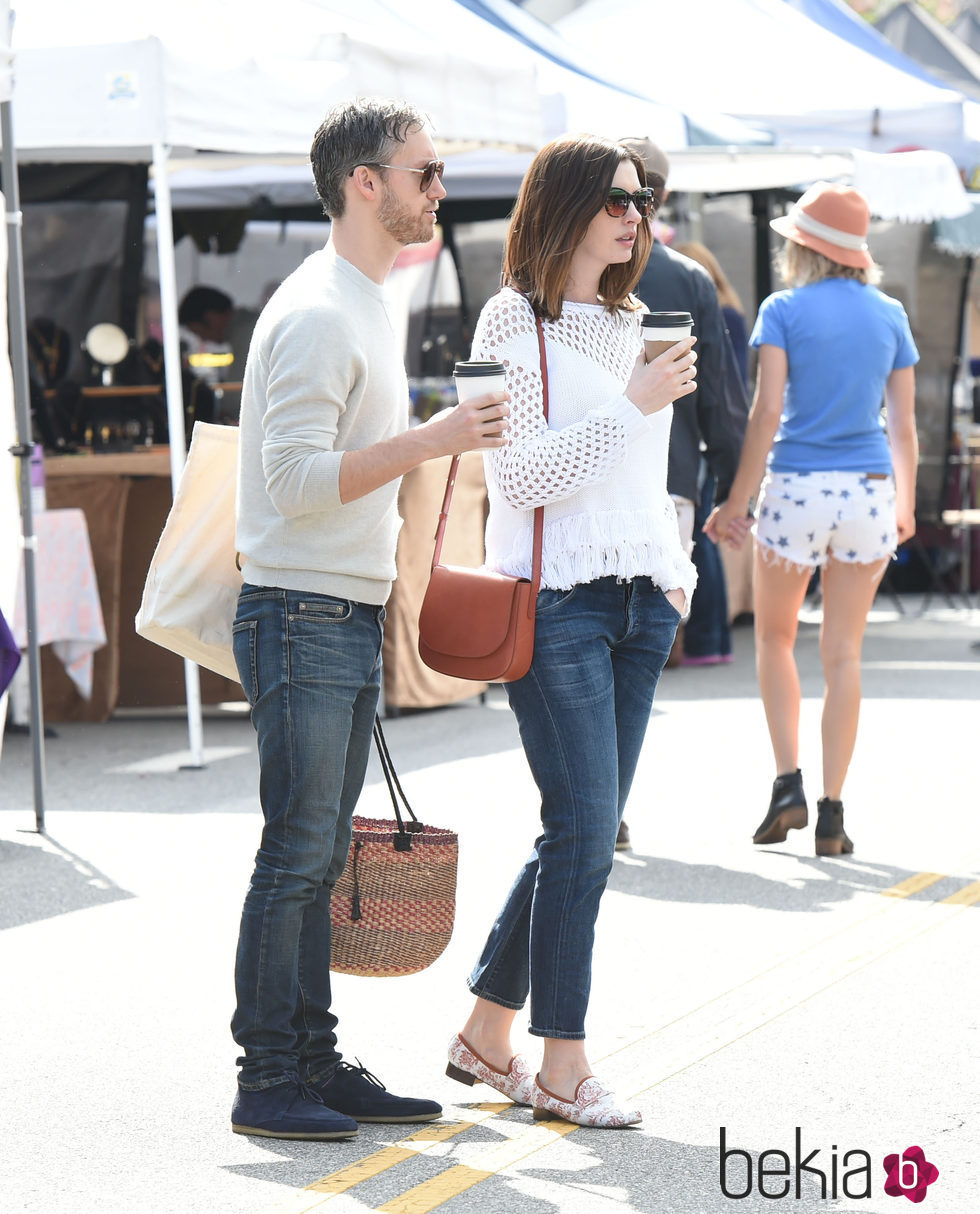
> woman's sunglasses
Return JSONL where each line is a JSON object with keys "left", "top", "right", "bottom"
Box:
{"left": 604, "top": 188, "right": 656, "bottom": 219}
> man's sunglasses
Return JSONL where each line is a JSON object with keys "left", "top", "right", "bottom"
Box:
{"left": 373, "top": 159, "right": 446, "bottom": 191}
{"left": 604, "top": 187, "right": 656, "bottom": 219}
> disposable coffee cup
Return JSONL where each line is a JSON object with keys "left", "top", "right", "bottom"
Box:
{"left": 642, "top": 311, "right": 693, "bottom": 363}
{"left": 453, "top": 360, "right": 506, "bottom": 404}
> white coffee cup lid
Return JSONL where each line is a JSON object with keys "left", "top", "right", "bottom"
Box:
{"left": 454, "top": 361, "right": 505, "bottom": 377}
{"left": 641, "top": 311, "right": 693, "bottom": 328}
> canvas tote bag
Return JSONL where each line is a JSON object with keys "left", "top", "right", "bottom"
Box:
{"left": 135, "top": 421, "right": 241, "bottom": 681}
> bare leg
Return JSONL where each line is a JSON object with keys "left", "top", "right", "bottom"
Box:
{"left": 753, "top": 547, "right": 813, "bottom": 775}
{"left": 818, "top": 558, "right": 887, "bottom": 799}
{"left": 538, "top": 1039, "right": 593, "bottom": 1100}
{"left": 459, "top": 998, "right": 521, "bottom": 1073}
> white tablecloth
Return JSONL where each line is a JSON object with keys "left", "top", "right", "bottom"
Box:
{"left": 13, "top": 508, "right": 107, "bottom": 699}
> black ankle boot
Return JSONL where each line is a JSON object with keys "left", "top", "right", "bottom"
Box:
{"left": 752, "top": 769, "right": 808, "bottom": 845}
{"left": 815, "top": 797, "right": 854, "bottom": 856}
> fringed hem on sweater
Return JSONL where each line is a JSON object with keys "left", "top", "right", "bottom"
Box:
{"left": 492, "top": 509, "right": 698, "bottom": 601}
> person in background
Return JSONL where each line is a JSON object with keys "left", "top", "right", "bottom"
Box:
{"left": 178, "top": 285, "right": 234, "bottom": 348}
{"left": 615, "top": 138, "right": 748, "bottom": 850}
{"left": 704, "top": 182, "right": 918, "bottom": 857}
{"left": 178, "top": 285, "right": 240, "bottom": 423}
{"left": 447, "top": 135, "right": 697, "bottom": 1128}
{"left": 673, "top": 240, "right": 751, "bottom": 670}
{"left": 675, "top": 241, "right": 749, "bottom": 389}
{"left": 230, "top": 96, "right": 510, "bottom": 1142}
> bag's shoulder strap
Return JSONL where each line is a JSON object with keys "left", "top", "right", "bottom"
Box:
{"left": 432, "top": 297, "right": 547, "bottom": 610}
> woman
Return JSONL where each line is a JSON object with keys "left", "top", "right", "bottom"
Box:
{"left": 446, "top": 135, "right": 698, "bottom": 1128}
{"left": 704, "top": 182, "right": 918, "bottom": 856}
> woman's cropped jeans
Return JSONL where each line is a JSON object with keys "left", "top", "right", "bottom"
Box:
{"left": 231, "top": 584, "right": 384, "bottom": 1091}
{"left": 467, "top": 576, "right": 680, "bottom": 1039}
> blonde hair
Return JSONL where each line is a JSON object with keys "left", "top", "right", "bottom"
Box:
{"left": 778, "top": 240, "right": 881, "bottom": 287}
{"left": 674, "top": 240, "right": 743, "bottom": 314}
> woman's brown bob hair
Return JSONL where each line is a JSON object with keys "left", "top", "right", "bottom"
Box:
{"left": 502, "top": 135, "right": 652, "bottom": 322}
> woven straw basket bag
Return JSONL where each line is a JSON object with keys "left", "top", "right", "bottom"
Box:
{"left": 330, "top": 720, "right": 458, "bottom": 978}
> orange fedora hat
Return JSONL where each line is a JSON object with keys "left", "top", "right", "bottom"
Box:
{"left": 770, "top": 181, "right": 873, "bottom": 269}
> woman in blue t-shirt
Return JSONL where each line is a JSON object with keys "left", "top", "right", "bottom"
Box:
{"left": 704, "top": 182, "right": 918, "bottom": 857}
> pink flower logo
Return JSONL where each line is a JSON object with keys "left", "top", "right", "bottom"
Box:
{"left": 883, "top": 1146, "right": 939, "bottom": 1203}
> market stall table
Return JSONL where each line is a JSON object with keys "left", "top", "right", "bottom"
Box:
{"left": 11, "top": 508, "right": 107, "bottom": 718}
{"left": 43, "top": 446, "right": 243, "bottom": 720}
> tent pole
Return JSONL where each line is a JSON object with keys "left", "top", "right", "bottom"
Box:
{"left": 2, "top": 99, "right": 46, "bottom": 832}
{"left": 152, "top": 141, "right": 205, "bottom": 770}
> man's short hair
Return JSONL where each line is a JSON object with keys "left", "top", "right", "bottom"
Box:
{"left": 310, "top": 97, "right": 430, "bottom": 220}
{"left": 620, "top": 137, "right": 671, "bottom": 203}
{"left": 178, "top": 286, "right": 233, "bottom": 326}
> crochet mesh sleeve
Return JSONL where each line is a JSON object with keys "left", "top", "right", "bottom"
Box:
{"left": 471, "top": 292, "right": 639, "bottom": 511}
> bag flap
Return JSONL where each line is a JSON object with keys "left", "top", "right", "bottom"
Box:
{"left": 419, "top": 564, "right": 529, "bottom": 659}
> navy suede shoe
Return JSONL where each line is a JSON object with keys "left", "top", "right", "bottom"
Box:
{"left": 232, "top": 1079, "right": 359, "bottom": 1139}
{"left": 310, "top": 1061, "right": 442, "bottom": 1124}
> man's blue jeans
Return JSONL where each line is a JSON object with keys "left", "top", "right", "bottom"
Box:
{"left": 231, "top": 584, "right": 384, "bottom": 1090}
{"left": 467, "top": 576, "right": 680, "bottom": 1039}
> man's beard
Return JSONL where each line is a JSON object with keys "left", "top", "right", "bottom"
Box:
{"left": 377, "top": 183, "right": 433, "bottom": 246}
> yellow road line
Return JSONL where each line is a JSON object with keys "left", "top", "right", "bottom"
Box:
{"left": 305, "top": 1146, "right": 422, "bottom": 1195}
{"left": 630, "top": 872, "right": 980, "bottom": 1101}
{"left": 377, "top": 1119, "right": 580, "bottom": 1214}
{"left": 305, "top": 1119, "right": 479, "bottom": 1195}
{"left": 377, "top": 1166, "right": 492, "bottom": 1213}
{"left": 250, "top": 1104, "right": 508, "bottom": 1214}
{"left": 941, "top": 879, "right": 980, "bottom": 906}
{"left": 260, "top": 870, "right": 980, "bottom": 1214}
{"left": 880, "top": 871, "right": 946, "bottom": 897}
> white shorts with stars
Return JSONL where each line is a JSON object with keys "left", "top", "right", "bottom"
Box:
{"left": 754, "top": 470, "right": 897, "bottom": 571}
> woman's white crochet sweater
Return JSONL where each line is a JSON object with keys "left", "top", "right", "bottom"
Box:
{"left": 471, "top": 288, "right": 697, "bottom": 603}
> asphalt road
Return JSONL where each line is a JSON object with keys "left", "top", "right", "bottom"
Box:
{"left": 2, "top": 596, "right": 978, "bottom": 1214}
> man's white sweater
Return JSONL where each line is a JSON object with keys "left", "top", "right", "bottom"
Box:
{"left": 235, "top": 243, "right": 409, "bottom": 605}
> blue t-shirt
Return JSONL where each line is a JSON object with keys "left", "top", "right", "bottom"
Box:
{"left": 749, "top": 278, "right": 918, "bottom": 474}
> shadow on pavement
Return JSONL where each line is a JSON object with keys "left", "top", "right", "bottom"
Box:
{"left": 608, "top": 852, "right": 977, "bottom": 914}
{"left": 221, "top": 1121, "right": 892, "bottom": 1213}
{"left": 0, "top": 834, "right": 133, "bottom": 930}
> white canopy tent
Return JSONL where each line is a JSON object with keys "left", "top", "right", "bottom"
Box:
{"left": 557, "top": 0, "right": 977, "bottom": 169}
{"left": 10, "top": 0, "right": 758, "bottom": 762}
{"left": 8, "top": 0, "right": 552, "bottom": 768}
{"left": 160, "top": 145, "right": 860, "bottom": 212}
{"left": 9, "top": 0, "right": 550, "bottom": 157}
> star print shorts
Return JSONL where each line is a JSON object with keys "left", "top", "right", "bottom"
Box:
{"left": 755, "top": 470, "right": 897, "bottom": 570}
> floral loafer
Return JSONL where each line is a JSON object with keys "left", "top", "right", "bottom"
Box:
{"left": 446, "top": 1033, "right": 537, "bottom": 1106}
{"left": 531, "top": 1075, "right": 641, "bottom": 1128}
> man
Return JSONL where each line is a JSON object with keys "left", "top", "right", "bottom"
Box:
{"left": 177, "top": 285, "right": 254, "bottom": 422}
{"left": 230, "top": 98, "right": 510, "bottom": 1141}
{"left": 177, "top": 285, "right": 234, "bottom": 347}
{"left": 617, "top": 137, "right": 749, "bottom": 849}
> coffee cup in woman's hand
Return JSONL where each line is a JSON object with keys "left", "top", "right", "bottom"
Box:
{"left": 626, "top": 336, "right": 697, "bottom": 417}
{"left": 642, "top": 311, "right": 693, "bottom": 363}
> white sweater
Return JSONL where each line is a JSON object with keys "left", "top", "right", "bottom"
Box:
{"left": 235, "top": 244, "right": 408, "bottom": 605}
{"left": 472, "top": 288, "right": 697, "bottom": 602}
